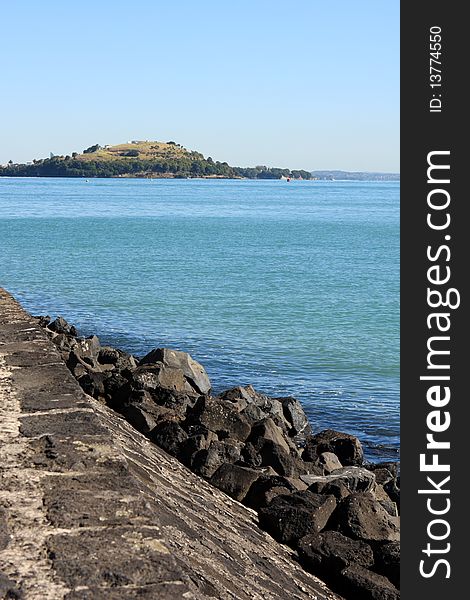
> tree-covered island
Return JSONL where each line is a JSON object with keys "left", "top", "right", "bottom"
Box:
{"left": 0, "top": 141, "right": 313, "bottom": 180}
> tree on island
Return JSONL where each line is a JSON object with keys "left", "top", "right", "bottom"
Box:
{"left": 83, "top": 144, "right": 101, "bottom": 154}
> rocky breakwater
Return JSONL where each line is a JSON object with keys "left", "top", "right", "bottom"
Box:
{"left": 37, "top": 314, "right": 401, "bottom": 600}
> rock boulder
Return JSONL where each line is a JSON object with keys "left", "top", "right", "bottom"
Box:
{"left": 302, "top": 466, "right": 376, "bottom": 494}
{"left": 303, "top": 430, "right": 364, "bottom": 466}
{"left": 191, "top": 439, "right": 242, "bottom": 478}
{"left": 280, "top": 396, "right": 312, "bottom": 438}
{"left": 373, "top": 541, "right": 400, "bottom": 588}
{"left": 244, "top": 474, "right": 299, "bottom": 510}
{"left": 258, "top": 491, "right": 336, "bottom": 544}
{"left": 149, "top": 421, "right": 188, "bottom": 458}
{"left": 297, "top": 531, "right": 374, "bottom": 578}
{"left": 339, "top": 564, "right": 399, "bottom": 600}
{"left": 48, "top": 316, "right": 78, "bottom": 337}
{"left": 210, "top": 463, "right": 262, "bottom": 502}
{"left": 333, "top": 493, "right": 400, "bottom": 542}
{"left": 189, "top": 396, "right": 251, "bottom": 442}
{"left": 140, "top": 348, "right": 211, "bottom": 395}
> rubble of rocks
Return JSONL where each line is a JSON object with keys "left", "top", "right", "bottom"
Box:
{"left": 36, "top": 315, "right": 400, "bottom": 600}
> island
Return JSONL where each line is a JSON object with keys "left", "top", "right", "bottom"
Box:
{"left": 0, "top": 140, "right": 313, "bottom": 180}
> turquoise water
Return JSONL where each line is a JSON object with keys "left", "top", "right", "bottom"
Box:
{"left": 0, "top": 177, "right": 399, "bottom": 460}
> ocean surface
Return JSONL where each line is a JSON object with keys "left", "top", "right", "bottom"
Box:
{"left": 0, "top": 177, "right": 399, "bottom": 461}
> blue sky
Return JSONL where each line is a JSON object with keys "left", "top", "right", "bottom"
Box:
{"left": 0, "top": 1, "right": 399, "bottom": 171}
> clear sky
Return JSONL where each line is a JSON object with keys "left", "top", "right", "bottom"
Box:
{"left": 0, "top": 1, "right": 399, "bottom": 171}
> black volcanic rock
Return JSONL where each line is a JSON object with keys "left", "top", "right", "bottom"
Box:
{"left": 119, "top": 403, "right": 157, "bottom": 435}
{"left": 333, "top": 493, "right": 400, "bottom": 542}
{"left": 297, "top": 530, "right": 374, "bottom": 577}
{"left": 33, "top": 314, "right": 51, "bottom": 328}
{"left": 225, "top": 385, "right": 291, "bottom": 431}
{"left": 240, "top": 441, "right": 263, "bottom": 468}
{"left": 258, "top": 439, "right": 300, "bottom": 477}
{"left": 98, "top": 346, "right": 137, "bottom": 372}
{"left": 48, "top": 316, "right": 77, "bottom": 337}
{"left": 318, "top": 452, "right": 343, "bottom": 474}
{"left": 189, "top": 396, "right": 251, "bottom": 442}
{"left": 280, "top": 396, "right": 312, "bottom": 438}
{"left": 384, "top": 478, "right": 401, "bottom": 513}
{"left": 243, "top": 474, "right": 298, "bottom": 510}
{"left": 339, "top": 564, "right": 399, "bottom": 600}
{"left": 374, "top": 484, "right": 399, "bottom": 517}
{"left": 76, "top": 372, "right": 109, "bottom": 401}
{"left": 248, "top": 418, "right": 291, "bottom": 454}
{"left": 51, "top": 332, "right": 77, "bottom": 354}
{"left": 373, "top": 541, "right": 400, "bottom": 588}
{"left": 178, "top": 431, "right": 218, "bottom": 466}
{"left": 368, "top": 467, "right": 394, "bottom": 486}
{"left": 367, "top": 461, "right": 399, "bottom": 479}
{"left": 140, "top": 347, "right": 211, "bottom": 395}
{"left": 258, "top": 491, "right": 336, "bottom": 544}
{"left": 302, "top": 466, "right": 376, "bottom": 494}
{"left": 149, "top": 421, "right": 188, "bottom": 457}
{"left": 191, "top": 440, "right": 242, "bottom": 478}
{"left": 303, "top": 430, "right": 364, "bottom": 466}
{"left": 128, "top": 364, "right": 197, "bottom": 396}
{"left": 210, "top": 463, "right": 262, "bottom": 502}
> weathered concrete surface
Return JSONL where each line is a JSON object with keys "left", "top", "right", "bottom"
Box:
{"left": 0, "top": 289, "right": 339, "bottom": 600}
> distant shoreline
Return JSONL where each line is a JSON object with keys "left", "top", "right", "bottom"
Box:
{"left": 0, "top": 174, "right": 400, "bottom": 182}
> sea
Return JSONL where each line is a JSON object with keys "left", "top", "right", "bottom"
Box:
{"left": 0, "top": 177, "right": 399, "bottom": 461}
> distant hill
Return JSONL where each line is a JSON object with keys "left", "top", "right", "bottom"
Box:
{"left": 311, "top": 170, "right": 400, "bottom": 181}
{"left": 0, "top": 141, "right": 312, "bottom": 180}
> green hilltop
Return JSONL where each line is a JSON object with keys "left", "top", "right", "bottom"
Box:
{"left": 0, "top": 140, "right": 312, "bottom": 180}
